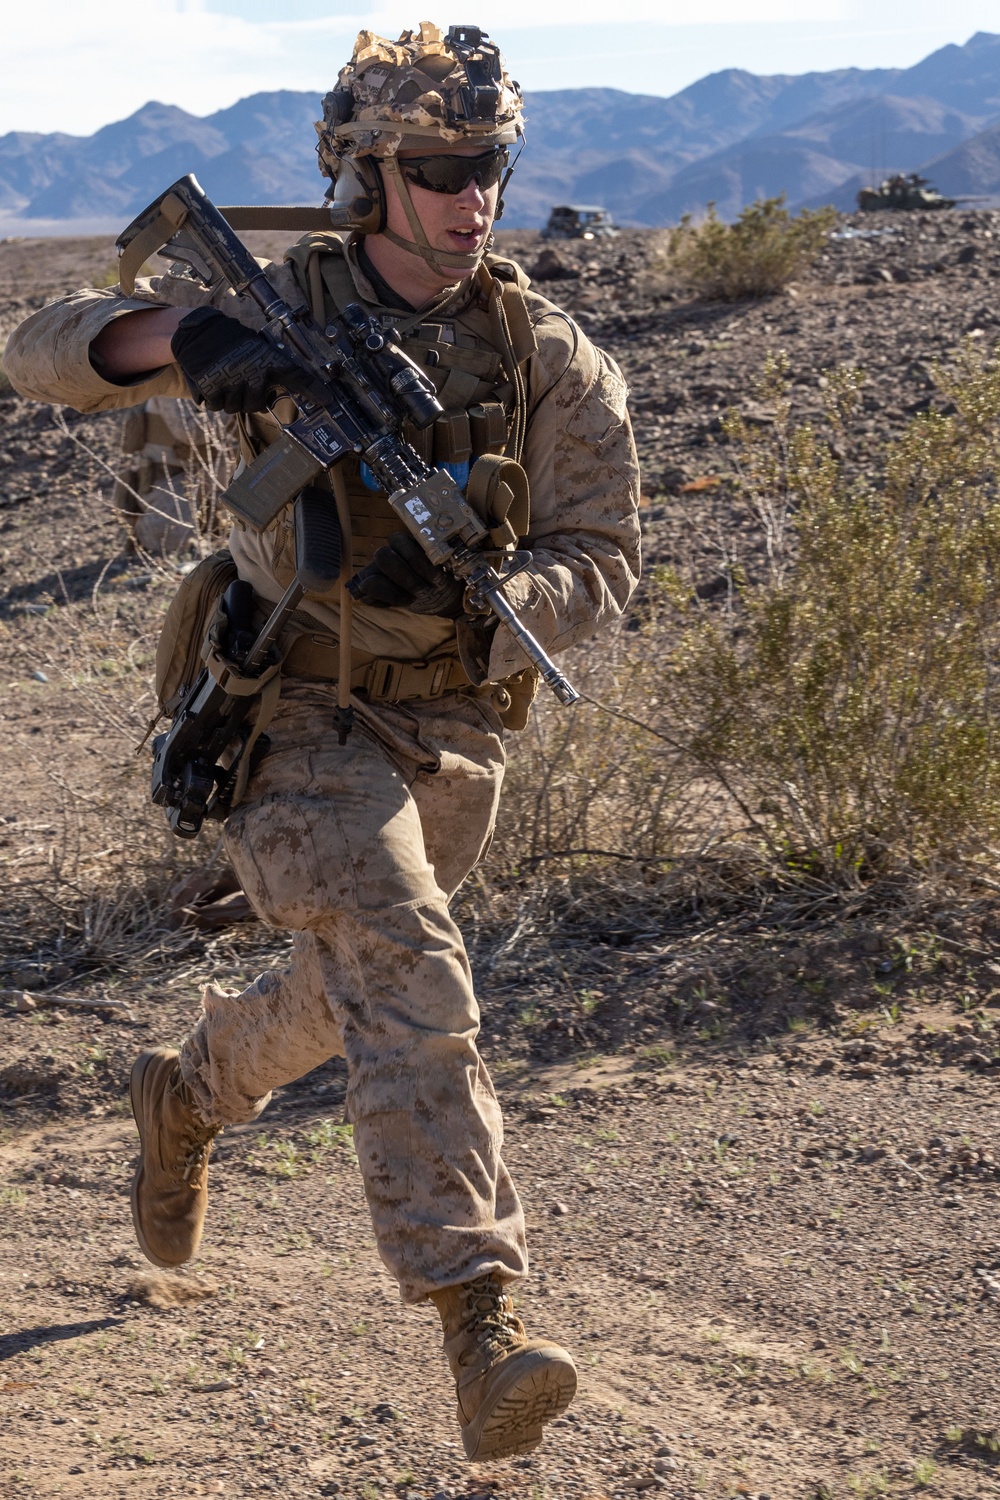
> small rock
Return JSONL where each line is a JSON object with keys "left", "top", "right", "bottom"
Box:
{"left": 195, "top": 1378, "right": 235, "bottom": 1392}
{"left": 31, "top": 669, "right": 48, "bottom": 682}
{"left": 9, "top": 991, "right": 36, "bottom": 1012}
{"left": 551, "top": 1201, "right": 571, "bottom": 1217}
{"left": 530, "top": 248, "right": 580, "bottom": 281}
{"left": 654, "top": 1456, "right": 680, "bottom": 1473}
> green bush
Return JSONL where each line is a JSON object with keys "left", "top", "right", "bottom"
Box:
{"left": 495, "top": 341, "right": 1000, "bottom": 900}
{"left": 663, "top": 344, "right": 1000, "bottom": 883}
{"left": 666, "top": 195, "right": 837, "bottom": 300}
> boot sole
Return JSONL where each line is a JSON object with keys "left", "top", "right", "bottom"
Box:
{"left": 129, "top": 1050, "right": 186, "bottom": 1271}
{"left": 462, "top": 1346, "right": 578, "bottom": 1462}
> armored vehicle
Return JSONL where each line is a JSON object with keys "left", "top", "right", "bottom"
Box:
{"left": 541, "top": 204, "right": 618, "bottom": 240}
{"left": 857, "top": 174, "right": 956, "bottom": 212}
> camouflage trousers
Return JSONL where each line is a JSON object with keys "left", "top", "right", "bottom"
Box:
{"left": 178, "top": 684, "right": 528, "bottom": 1304}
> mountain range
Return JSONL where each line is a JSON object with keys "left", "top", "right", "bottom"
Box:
{"left": 4, "top": 31, "right": 1000, "bottom": 230}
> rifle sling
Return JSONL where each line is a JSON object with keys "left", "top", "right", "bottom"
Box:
{"left": 219, "top": 206, "right": 337, "bottom": 233}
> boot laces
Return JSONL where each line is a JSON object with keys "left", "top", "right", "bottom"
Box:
{"left": 169, "top": 1074, "right": 218, "bottom": 1186}
{"left": 177, "top": 1125, "right": 217, "bottom": 1186}
{"left": 460, "top": 1275, "right": 524, "bottom": 1365}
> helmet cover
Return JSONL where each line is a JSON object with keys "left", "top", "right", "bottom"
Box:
{"left": 315, "top": 21, "right": 524, "bottom": 180}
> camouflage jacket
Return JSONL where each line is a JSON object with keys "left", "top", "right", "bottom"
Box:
{"left": 4, "top": 235, "right": 640, "bottom": 680}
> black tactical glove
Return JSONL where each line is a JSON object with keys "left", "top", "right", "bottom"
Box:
{"left": 347, "top": 531, "right": 467, "bottom": 617}
{"left": 171, "top": 306, "right": 300, "bottom": 414}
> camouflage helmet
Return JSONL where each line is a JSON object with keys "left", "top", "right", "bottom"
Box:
{"left": 314, "top": 22, "right": 524, "bottom": 273}
{"left": 315, "top": 21, "right": 523, "bottom": 173}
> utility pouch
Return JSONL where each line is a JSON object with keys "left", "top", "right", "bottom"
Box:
{"left": 154, "top": 549, "right": 238, "bottom": 717}
{"left": 466, "top": 454, "right": 530, "bottom": 548}
{"left": 494, "top": 667, "right": 541, "bottom": 732}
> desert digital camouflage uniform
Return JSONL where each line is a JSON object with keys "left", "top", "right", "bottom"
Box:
{"left": 5, "top": 230, "right": 640, "bottom": 1302}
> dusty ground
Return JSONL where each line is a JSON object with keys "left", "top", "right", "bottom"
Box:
{"left": 1, "top": 216, "right": 1000, "bottom": 1500}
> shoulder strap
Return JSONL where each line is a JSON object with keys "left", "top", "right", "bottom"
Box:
{"left": 476, "top": 264, "right": 533, "bottom": 463}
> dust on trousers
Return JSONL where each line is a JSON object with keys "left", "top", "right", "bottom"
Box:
{"left": 178, "top": 683, "right": 528, "bottom": 1304}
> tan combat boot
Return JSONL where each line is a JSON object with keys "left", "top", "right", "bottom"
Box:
{"left": 429, "top": 1274, "right": 577, "bottom": 1461}
{"left": 129, "top": 1047, "right": 219, "bottom": 1269}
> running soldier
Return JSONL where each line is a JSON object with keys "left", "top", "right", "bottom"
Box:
{"left": 4, "top": 21, "right": 640, "bottom": 1461}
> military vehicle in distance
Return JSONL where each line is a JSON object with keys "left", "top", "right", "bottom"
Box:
{"left": 541, "top": 204, "right": 618, "bottom": 240}
{"left": 857, "top": 173, "right": 956, "bottom": 212}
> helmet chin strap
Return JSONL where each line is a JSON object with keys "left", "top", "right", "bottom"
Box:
{"left": 379, "top": 155, "right": 488, "bottom": 276}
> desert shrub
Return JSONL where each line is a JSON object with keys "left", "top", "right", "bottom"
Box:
{"left": 492, "top": 627, "right": 699, "bottom": 871}
{"left": 0, "top": 410, "right": 239, "bottom": 972}
{"left": 0, "top": 571, "right": 217, "bottom": 970}
{"left": 490, "top": 340, "right": 1000, "bottom": 905}
{"left": 662, "top": 343, "right": 1000, "bottom": 884}
{"left": 666, "top": 195, "right": 837, "bottom": 300}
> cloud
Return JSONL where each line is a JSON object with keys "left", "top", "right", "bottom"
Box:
{"left": 3, "top": 1, "right": 996, "bottom": 136}
{"left": 2, "top": 0, "right": 850, "bottom": 134}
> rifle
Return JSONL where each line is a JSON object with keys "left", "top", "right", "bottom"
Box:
{"left": 117, "top": 173, "right": 579, "bottom": 836}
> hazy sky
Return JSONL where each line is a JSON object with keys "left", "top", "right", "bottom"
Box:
{"left": 4, "top": 1, "right": 1000, "bottom": 136}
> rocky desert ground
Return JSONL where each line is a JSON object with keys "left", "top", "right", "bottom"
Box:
{"left": 1, "top": 212, "right": 999, "bottom": 1500}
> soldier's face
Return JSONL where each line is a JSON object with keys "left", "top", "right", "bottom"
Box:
{"left": 391, "top": 141, "right": 501, "bottom": 280}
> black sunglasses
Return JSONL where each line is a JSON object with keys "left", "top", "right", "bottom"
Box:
{"left": 398, "top": 146, "right": 510, "bottom": 196}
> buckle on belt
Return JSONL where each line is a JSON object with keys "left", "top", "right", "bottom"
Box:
{"left": 363, "top": 658, "right": 453, "bottom": 703}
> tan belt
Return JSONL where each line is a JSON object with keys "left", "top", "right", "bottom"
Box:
{"left": 283, "top": 632, "right": 472, "bottom": 703}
